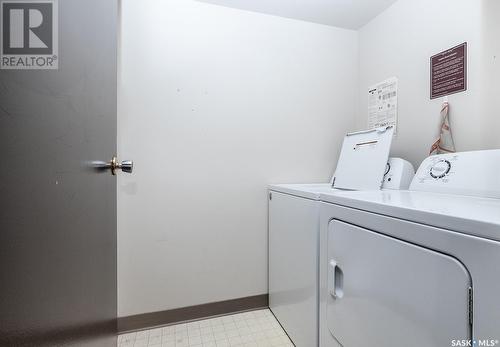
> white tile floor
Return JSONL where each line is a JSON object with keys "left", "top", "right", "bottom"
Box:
{"left": 118, "top": 309, "right": 294, "bottom": 347}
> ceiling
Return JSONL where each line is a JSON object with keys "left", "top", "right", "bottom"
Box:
{"left": 197, "top": 0, "right": 398, "bottom": 29}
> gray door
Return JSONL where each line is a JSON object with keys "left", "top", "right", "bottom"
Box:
{"left": 0, "top": 1, "right": 119, "bottom": 346}
{"left": 327, "top": 220, "right": 471, "bottom": 347}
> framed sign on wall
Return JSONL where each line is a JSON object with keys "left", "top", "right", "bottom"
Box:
{"left": 430, "top": 42, "right": 467, "bottom": 99}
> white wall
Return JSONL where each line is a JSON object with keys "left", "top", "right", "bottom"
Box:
{"left": 479, "top": 0, "right": 500, "bottom": 150}
{"left": 357, "top": 0, "right": 500, "bottom": 167}
{"left": 118, "top": 0, "right": 358, "bottom": 317}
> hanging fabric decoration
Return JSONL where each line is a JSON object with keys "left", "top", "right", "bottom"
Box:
{"left": 429, "top": 101, "right": 456, "bottom": 155}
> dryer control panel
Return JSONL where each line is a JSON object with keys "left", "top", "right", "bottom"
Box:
{"left": 429, "top": 159, "right": 451, "bottom": 179}
{"left": 410, "top": 149, "right": 500, "bottom": 199}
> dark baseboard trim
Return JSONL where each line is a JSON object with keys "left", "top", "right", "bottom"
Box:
{"left": 117, "top": 294, "right": 269, "bottom": 333}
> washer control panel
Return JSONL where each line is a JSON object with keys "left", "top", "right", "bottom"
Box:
{"left": 410, "top": 150, "right": 500, "bottom": 199}
{"left": 382, "top": 157, "right": 415, "bottom": 190}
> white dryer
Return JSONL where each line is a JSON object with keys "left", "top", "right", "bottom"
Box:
{"left": 319, "top": 149, "right": 500, "bottom": 347}
{"left": 268, "top": 127, "right": 415, "bottom": 346}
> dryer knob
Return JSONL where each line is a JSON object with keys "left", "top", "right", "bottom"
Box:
{"left": 430, "top": 160, "right": 451, "bottom": 179}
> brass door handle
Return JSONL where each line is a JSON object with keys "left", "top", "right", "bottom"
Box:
{"left": 109, "top": 156, "right": 133, "bottom": 175}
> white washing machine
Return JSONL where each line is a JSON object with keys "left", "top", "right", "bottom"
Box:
{"left": 268, "top": 127, "right": 414, "bottom": 346}
{"left": 319, "top": 149, "right": 500, "bottom": 347}
{"left": 269, "top": 184, "right": 344, "bottom": 347}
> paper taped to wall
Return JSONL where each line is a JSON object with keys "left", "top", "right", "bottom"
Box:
{"left": 368, "top": 77, "right": 398, "bottom": 134}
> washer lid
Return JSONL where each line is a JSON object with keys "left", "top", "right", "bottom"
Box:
{"left": 320, "top": 190, "right": 500, "bottom": 242}
{"left": 332, "top": 126, "right": 394, "bottom": 191}
{"left": 268, "top": 183, "right": 339, "bottom": 200}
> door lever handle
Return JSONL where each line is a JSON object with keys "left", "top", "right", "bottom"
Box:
{"left": 109, "top": 156, "right": 133, "bottom": 175}
{"left": 328, "top": 259, "right": 344, "bottom": 299}
{"left": 329, "top": 260, "right": 338, "bottom": 298}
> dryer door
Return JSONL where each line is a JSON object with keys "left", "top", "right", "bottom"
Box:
{"left": 327, "top": 220, "right": 471, "bottom": 347}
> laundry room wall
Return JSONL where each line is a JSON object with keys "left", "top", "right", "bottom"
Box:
{"left": 356, "top": 0, "right": 500, "bottom": 167}
{"left": 117, "top": 0, "right": 358, "bottom": 317}
{"left": 479, "top": 0, "right": 500, "bottom": 152}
